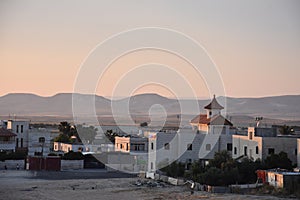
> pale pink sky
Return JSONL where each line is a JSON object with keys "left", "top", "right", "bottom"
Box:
{"left": 1, "top": 0, "right": 299, "bottom": 98}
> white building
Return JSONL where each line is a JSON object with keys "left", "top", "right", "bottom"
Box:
{"left": 53, "top": 142, "right": 89, "bottom": 153}
{"left": 148, "top": 96, "right": 235, "bottom": 172}
{"left": 114, "top": 136, "right": 148, "bottom": 172}
{"left": 7, "top": 120, "right": 30, "bottom": 151}
{"left": 232, "top": 127, "right": 298, "bottom": 165}
{"left": 28, "top": 128, "right": 52, "bottom": 156}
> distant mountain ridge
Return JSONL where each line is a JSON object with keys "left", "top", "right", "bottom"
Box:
{"left": 0, "top": 93, "right": 300, "bottom": 120}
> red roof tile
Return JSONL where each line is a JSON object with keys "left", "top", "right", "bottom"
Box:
{"left": 190, "top": 114, "right": 233, "bottom": 126}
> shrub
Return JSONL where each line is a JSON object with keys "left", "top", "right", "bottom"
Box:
{"left": 62, "top": 151, "right": 84, "bottom": 160}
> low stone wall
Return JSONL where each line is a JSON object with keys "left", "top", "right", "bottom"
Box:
{"left": 207, "top": 185, "right": 230, "bottom": 193}
{"left": 0, "top": 160, "right": 25, "bottom": 170}
{"left": 61, "top": 160, "right": 84, "bottom": 170}
{"left": 141, "top": 171, "right": 232, "bottom": 193}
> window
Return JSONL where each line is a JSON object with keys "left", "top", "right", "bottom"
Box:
{"left": 227, "top": 143, "right": 232, "bottom": 151}
{"left": 256, "top": 146, "right": 259, "bottom": 154}
{"left": 234, "top": 147, "right": 237, "bottom": 155}
{"left": 151, "top": 162, "right": 153, "bottom": 170}
{"left": 16, "top": 138, "right": 19, "bottom": 148}
{"left": 120, "top": 144, "right": 123, "bottom": 149}
{"left": 187, "top": 144, "right": 192, "bottom": 151}
{"left": 295, "top": 149, "right": 297, "bottom": 155}
{"left": 38, "top": 137, "right": 45, "bottom": 143}
{"left": 164, "top": 143, "right": 170, "bottom": 150}
{"left": 249, "top": 132, "right": 253, "bottom": 140}
{"left": 206, "top": 144, "right": 211, "bottom": 151}
{"left": 16, "top": 125, "right": 19, "bottom": 133}
{"left": 209, "top": 111, "right": 212, "bottom": 116}
{"left": 21, "top": 125, "right": 23, "bottom": 133}
{"left": 126, "top": 143, "right": 129, "bottom": 151}
{"left": 21, "top": 138, "right": 23, "bottom": 148}
{"left": 244, "top": 146, "right": 247, "bottom": 156}
{"left": 268, "top": 148, "right": 274, "bottom": 155}
{"left": 151, "top": 142, "right": 154, "bottom": 150}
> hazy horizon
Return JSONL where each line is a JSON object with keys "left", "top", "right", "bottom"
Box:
{"left": 1, "top": 91, "right": 300, "bottom": 100}
{"left": 1, "top": 0, "right": 299, "bottom": 98}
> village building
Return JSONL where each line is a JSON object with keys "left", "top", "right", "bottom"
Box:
{"left": 114, "top": 136, "right": 148, "bottom": 172}
{"left": 232, "top": 127, "right": 298, "bottom": 165}
{"left": 257, "top": 169, "right": 300, "bottom": 192}
{"left": 7, "top": 120, "right": 30, "bottom": 152}
{"left": 53, "top": 141, "right": 90, "bottom": 153}
{"left": 148, "top": 95, "right": 235, "bottom": 172}
{"left": 28, "top": 128, "right": 52, "bottom": 156}
{"left": 0, "top": 128, "right": 17, "bottom": 153}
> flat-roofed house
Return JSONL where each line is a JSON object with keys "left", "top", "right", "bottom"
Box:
{"left": 0, "top": 128, "right": 17, "bottom": 152}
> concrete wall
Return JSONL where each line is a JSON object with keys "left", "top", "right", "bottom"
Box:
{"left": 149, "top": 130, "right": 233, "bottom": 172}
{"left": 262, "top": 137, "right": 297, "bottom": 165}
{"left": 61, "top": 160, "right": 84, "bottom": 170}
{"left": 28, "top": 129, "right": 52, "bottom": 156}
{"left": 148, "top": 132, "right": 178, "bottom": 172}
{"left": 7, "top": 120, "right": 29, "bottom": 148}
{"left": 232, "top": 135, "right": 262, "bottom": 161}
{"left": 232, "top": 133, "right": 297, "bottom": 164}
{"left": 0, "top": 160, "right": 25, "bottom": 170}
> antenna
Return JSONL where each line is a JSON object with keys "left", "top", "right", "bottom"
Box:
{"left": 255, "top": 117, "right": 263, "bottom": 127}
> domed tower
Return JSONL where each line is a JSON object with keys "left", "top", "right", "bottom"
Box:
{"left": 204, "top": 95, "right": 224, "bottom": 119}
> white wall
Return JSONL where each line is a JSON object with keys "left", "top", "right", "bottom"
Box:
{"left": 28, "top": 129, "right": 52, "bottom": 156}
{"left": 7, "top": 120, "right": 29, "bottom": 148}
{"left": 0, "top": 160, "right": 25, "bottom": 170}
{"left": 61, "top": 160, "right": 84, "bottom": 170}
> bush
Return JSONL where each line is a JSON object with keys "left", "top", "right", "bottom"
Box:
{"left": 62, "top": 151, "right": 84, "bottom": 160}
{"left": 0, "top": 151, "right": 26, "bottom": 161}
{"left": 161, "top": 161, "right": 185, "bottom": 178}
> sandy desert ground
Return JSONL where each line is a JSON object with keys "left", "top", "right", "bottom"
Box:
{"left": 0, "top": 170, "right": 296, "bottom": 200}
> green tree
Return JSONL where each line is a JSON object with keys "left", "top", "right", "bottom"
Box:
{"left": 76, "top": 125, "right": 97, "bottom": 143}
{"left": 208, "top": 150, "right": 232, "bottom": 169}
{"left": 279, "top": 125, "right": 293, "bottom": 135}
{"left": 62, "top": 151, "right": 84, "bottom": 160}
{"left": 161, "top": 161, "right": 185, "bottom": 178}
{"left": 264, "top": 151, "right": 292, "bottom": 170}
{"left": 54, "top": 133, "right": 70, "bottom": 143}
{"left": 237, "top": 158, "right": 263, "bottom": 184}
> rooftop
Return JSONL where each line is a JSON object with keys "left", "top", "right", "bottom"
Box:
{"left": 0, "top": 128, "right": 17, "bottom": 137}
{"left": 204, "top": 95, "right": 224, "bottom": 110}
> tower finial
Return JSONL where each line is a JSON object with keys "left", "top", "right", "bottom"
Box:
{"left": 213, "top": 94, "right": 216, "bottom": 99}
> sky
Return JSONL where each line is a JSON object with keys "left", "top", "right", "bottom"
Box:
{"left": 1, "top": 0, "right": 300, "bottom": 98}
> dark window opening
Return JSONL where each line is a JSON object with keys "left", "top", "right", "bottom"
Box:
{"left": 227, "top": 143, "right": 232, "bottom": 151}
{"left": 244, "top": 146, "right": 247, "bottom": 156}
{"left": 164, "top": 143, "right": 170, "bottom": 150}
{"left": 268, "top": 148, "right": 275, "bottom": 155}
